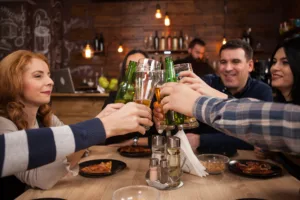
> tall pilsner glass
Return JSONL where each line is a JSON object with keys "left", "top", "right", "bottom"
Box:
{"left": 134, "top": 70, "right": 162, "bottom": 130}
{"left": 174, "top": 63, "right": 199, "bottom": 129}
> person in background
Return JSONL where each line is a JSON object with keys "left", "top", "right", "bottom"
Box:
{"left": 254, "top": 36, "right": 300, "bottom": 179}
{"left": 154, "top": 39, "right": 273, "bottom": 155}
{"left": 103, "top": 49, "right": 150, "bottom": 146}
{"left": 174, "top": 38, "right": 214, "bottom": 77}
{"left": 0, "top": 50, "right": 152, "bottom": 199}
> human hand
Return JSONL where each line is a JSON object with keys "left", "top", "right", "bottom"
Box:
{"left": 100, "top": 102, "right": 153, "bottom": 138}
{"left": 186, "top": 133, "right": 200, "bottom": 153}
{"left": 66, "top": 149, "right": 86, "bottom": 169}
{"left": 96, "top": 103, "right": 124, "bottom": 118}
{"left": 254, "top": 146, "right": 270, "bottom": 159}
{"left": 179, "top": 71, "right": 228, "bottom": 99}
{"left": 160, "top": 82, "right": 200, "bottom": 117}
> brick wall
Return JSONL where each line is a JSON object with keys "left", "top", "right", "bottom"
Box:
{"left": 63, "top": 0, "right": 286, "bottom": 85}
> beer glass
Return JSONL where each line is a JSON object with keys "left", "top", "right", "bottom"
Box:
{"left": 134, "top": 70, "right": 162, "bottom": 130}
{"left": 174, "top": 63, "right": 199, "bottom": 129}
{"left": 154, "top": 70, "right": 167, "bottom": 134}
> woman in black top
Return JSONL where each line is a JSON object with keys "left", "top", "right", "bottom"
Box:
{"left": 256, "top": 36, "right": 300, "bottom": 180}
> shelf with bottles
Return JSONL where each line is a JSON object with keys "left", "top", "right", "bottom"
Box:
{"left": 146, "top": 50, "right": 188, "bottom": 55}
{"left": 279, "top": 18, "right": 300, "bottom": 41}
{"left": 144, "top": 30, "right": 190, "bottom": 54}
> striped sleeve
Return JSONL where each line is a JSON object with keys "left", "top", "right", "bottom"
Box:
{"left": 193, "top": 96, "right": 300, "bottom": 154}
{"left": 0, "top": 118, "right": 105, "bottom": 177}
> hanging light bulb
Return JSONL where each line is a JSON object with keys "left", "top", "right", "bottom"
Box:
{"left": 82, "top": 43, "right": 94, "bottom": 59}
{"left": 164, "top": 12, "right": 170, "bottom": 26}
{"left": 222, "top": 36, "right": 227, "bottom": 45}
{"left": 155, "top": 4, "right": 162, "bottom": 19}
{"left": 118, "top": 43, "right": 123, "bottom": 53}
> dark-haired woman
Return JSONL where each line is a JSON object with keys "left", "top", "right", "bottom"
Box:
{"left": 255, "top": 36, "right": 300, "bottom": 180}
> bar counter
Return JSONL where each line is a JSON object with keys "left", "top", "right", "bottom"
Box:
{"left": 51, "top": 93, "right": 109, "bottom": 124}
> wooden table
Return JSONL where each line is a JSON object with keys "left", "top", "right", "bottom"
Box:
{"left": 17, "top": 146, "right": 300, "bottom": 200}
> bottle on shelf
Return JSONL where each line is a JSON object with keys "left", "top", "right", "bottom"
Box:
{"left": 242, "top": 28, "right": 253, "bottom": 47}
{"left": 184, "top": 34, "right": 189, "bottom": 50}
{"left": 149, "top": 34, "right": 153, "bottom": 50}
{"left": 279, "top": 23, "right": 284, "bottom": 35}
{"left": 114, "top": 61, "right": 137, "bottom": 103}
{"left": 160, "top": 32, "right": 166, "bottom": 51}
{"left": 167, "top": 33, "right": 172, "bottom": 50}
{"left": 94, "top": 33, "right": 99, "bottom": 51}
{"left": 283, "top": 22, "right": 289, "bottom": 32}
{"left": 178, "top": 30, "right": 184, "bottom": 50}
{"left": 99, "top": 33, "right": 104, "bottom": 53}
{"left": 154, "top": 30, "right": 159, "bottom": 50}
{"left": 172, "top": 32, "right": 178, "bottom": 51}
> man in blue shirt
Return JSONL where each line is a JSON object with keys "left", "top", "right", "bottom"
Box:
{"left": 154, "top": 39, "right": 273, "bottom": 155}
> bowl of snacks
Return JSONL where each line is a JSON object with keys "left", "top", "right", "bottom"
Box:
{"left": 112, "top": 185, "right": 160, "bottom": 200}
{"left": 197, "top": 154, "right": 230, "bottom": 174}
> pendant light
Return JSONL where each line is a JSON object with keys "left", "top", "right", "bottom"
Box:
{"left": 222, "top": 0, "right": 227, "bottom": 45}
{"left": 83, "top": 8, "right": 94, "bottom": 59}
{"left": 83, "top": 42, "right": 94, "bottom": 59}
{"left": 222, "top": 37, "right": 227, "bottom": 45}
{"left": 155, "top": 4, "right": 162, "bottom": 19}
{"left": 117, "top": 43, "right": 123, "bottom": 53}
{"left": 164, "top": 12, "right": 170, "bottom": 26}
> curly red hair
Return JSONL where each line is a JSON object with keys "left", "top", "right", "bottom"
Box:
{"left": 0, "top": 50, "right": 53, "bottom": 129}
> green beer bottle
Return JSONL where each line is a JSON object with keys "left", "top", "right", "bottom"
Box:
{"left": 115, "top": 61, "right": 137, "bottom": 103}
{"left": 164, "top": 57, "right": 184, "bottom": 125}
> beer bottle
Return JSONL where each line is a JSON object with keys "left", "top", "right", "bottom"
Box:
{"left": 164, "top": 57, "right": 184, "bottom": 125}
{"left": 115, "top": 61, "right": 137, "bottom": 103}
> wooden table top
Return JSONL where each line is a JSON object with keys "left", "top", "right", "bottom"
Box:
{"left": 17, "top": 146, "right": 300, "bottom": 200}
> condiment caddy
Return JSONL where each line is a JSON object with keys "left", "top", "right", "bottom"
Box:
{"left": 145, "top": 135, "right": 185, "bottom": 190}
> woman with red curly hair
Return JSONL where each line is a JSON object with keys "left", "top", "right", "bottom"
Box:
{"left": 0, "top": 50, "right": 83, "bottom": 199}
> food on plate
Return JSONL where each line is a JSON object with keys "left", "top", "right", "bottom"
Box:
{"left": 119, "top": 146, "right": 151, "bottom": 153}
{"left": 81, "top": 161, "right": 112, "bottom": 173}
{"left": 200, "top": 160, "right": 226, "bottom": 173}
{"left": 235, "top": 161, "right": 273, "bottom": 174}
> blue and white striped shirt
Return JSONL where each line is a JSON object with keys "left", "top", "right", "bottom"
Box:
{"left": 0, "top": 118, "right": 105, "bottom": 177}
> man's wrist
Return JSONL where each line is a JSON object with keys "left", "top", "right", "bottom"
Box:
{"left": 100, "top": 116, "right": 116, "bottom": 139}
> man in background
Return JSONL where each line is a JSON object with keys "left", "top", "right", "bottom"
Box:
{"left": 175, "top": 38, "right": 214, "bottom": 77}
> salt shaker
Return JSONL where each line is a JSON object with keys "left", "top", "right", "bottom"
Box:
{"left": 160, "top": 158, "right": 168, "bottom": 184}
{"left": 149, "top": 158, "right": 159, "bottom": 182}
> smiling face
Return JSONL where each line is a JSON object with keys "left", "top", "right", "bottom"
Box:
{"left": 219, "top": 48, "right": 253, "bottom": 95}
{"left": 21, "top": 58, "right": 54, "bottom": 107}
{"left": 270, "top": 47, "right": 293, "bottom": 96}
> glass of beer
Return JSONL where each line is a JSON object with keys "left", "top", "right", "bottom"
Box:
{"left": 134, "top": 70, "right": 162, "bottom": 130}
{"left": 174, "top": 63, "right": 199, "bottom": 129}
{"left": 154, "top": 70, "right": 167, "bottom": 134}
